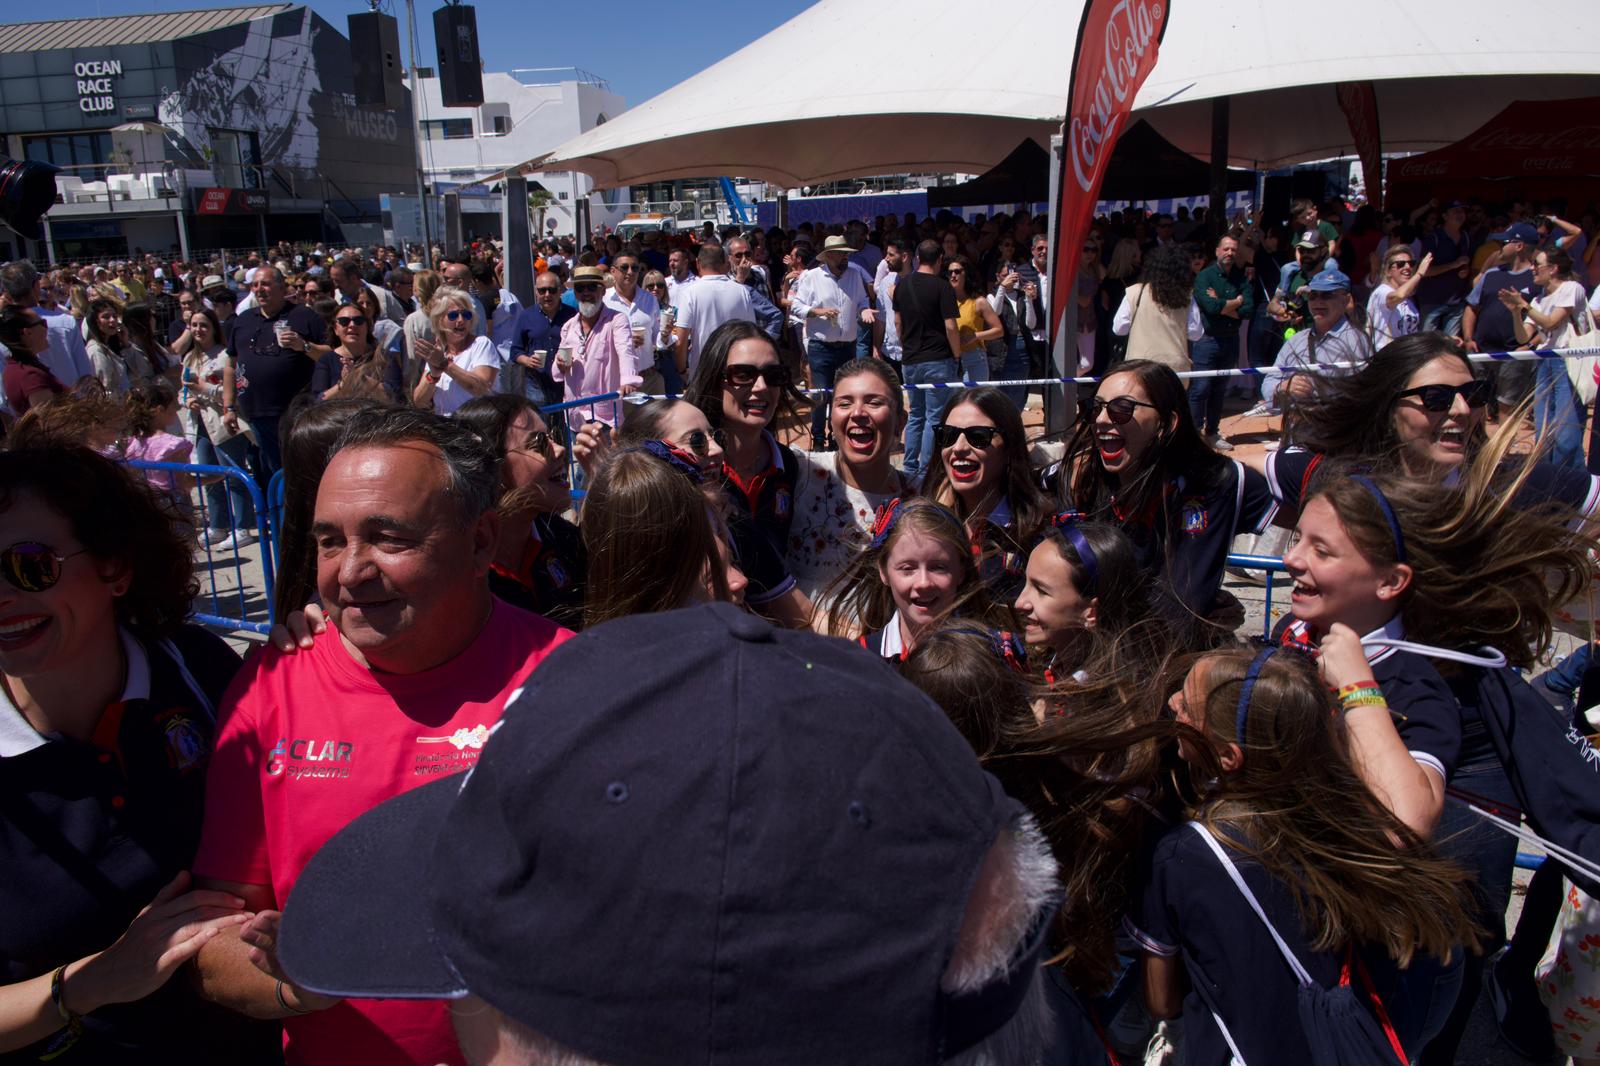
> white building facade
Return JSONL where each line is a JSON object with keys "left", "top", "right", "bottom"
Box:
{"left": 412, "top": 67, "right": 628, "bottom": 241}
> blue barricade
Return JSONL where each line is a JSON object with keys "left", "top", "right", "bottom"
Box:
{"left": 124, "top": 459, "right": 276, "bottom": 635}
{"left": 1222, "top": 552, "right": 1291, "bottom": 639}
{"left": 538, "top": 391, "right": 625, "bottom": 502}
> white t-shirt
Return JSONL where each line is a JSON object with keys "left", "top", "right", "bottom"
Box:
{"left": 1365, "top": 283, "right": 1419, "bottom": 348}
{"left": 673, "top": 274, "right": 756, "bottom": 376}
{"left": 1533, "top": 280, "right": 1589, "bottom": 349}
{"left": 431, "top": 335, "right": 502, "bottom": 417}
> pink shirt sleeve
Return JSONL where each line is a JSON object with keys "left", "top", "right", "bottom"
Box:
{"left": 192, "top": 654, "right": 274, "bottom": 890}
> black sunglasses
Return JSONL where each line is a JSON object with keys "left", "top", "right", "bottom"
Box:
{"left": 678, "top": 427, "right": 730, "bottom": 457}
{"left": 935, "top": 424, "right": 1001, "bottom": 449}
{"left": 1395, "top": 380, "right": 1492, "bottom": 412}
{"left": 2, "top": 542, "right": 88, "bottom": 593}
{"left": 514, "top": 430, "right": 556, "bottom": 456}
{"left": 613, "top": 263, "right": 639, "bottom": 272}
{"left": 536, "top": 286, "right": 561, "bottom": 295}
{"left": 1089, "top": 396, "right": 1159, "bottom": 424}
{"left": 335, "top": 315, "right": 367, "bottom": 326}
{"left": 723, "top": 363, "right": 792, "bottom": 389}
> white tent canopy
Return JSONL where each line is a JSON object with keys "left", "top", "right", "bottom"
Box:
{"left": 526, "top": 0, "right": 1600, "bottom": 188}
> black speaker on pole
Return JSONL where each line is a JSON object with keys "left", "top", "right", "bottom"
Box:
{"left": 0, "top": 157, "right": 60, "bottom": 241}
{"left": 348, "top": 12, "right": 405, "bottom": 111}
{"left": 433, "top": 4, "right": 483, "bottom": 108}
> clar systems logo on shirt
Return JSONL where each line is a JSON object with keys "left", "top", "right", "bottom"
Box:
{"left": 266, "top": 737, "right": 355, "bottom": 779}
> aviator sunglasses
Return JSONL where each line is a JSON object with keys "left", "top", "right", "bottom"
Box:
{"left": 1395, "top": 380, "right": 1492, "bottom": 412}
{"left": 2, "top": 542, "right": 88, "bottom": 593}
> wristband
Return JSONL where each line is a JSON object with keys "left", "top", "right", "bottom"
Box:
{"left": 50, "top": 963, "right": 85, "bottom": 1036}
{"left": 426, "top": 370, "right": 442, "bottom": 383}
{"left": 1335, "top": 680, "right": 1379, "bottom": 698}
{"left": 1339, "top": 686, "right": 1387, "bottom": 711}
{"left": 276, "top": 979, "right": 314, "bottom": 1015}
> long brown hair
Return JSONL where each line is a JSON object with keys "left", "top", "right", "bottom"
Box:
{"left": 921, "top": 386, "right": 1048, "bottom": 548}
{"left": 1304, "top": 416, "right": 1595, "bottom": 668}
{"left": 1183, "top": 645, "right": 1480, "bottom": 965}
{"left": 821, "top": 497, "right": 1003, "bottom": 638}
{"left": 582, "top": 448, "right": 728, "bottom": 626}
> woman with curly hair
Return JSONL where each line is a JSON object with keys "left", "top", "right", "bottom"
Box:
{"left": 0, "top": 446, "right": 271, "bottom": 1062}
{"left": 1111, "top": 243, "right": 1204, "bottom": 372}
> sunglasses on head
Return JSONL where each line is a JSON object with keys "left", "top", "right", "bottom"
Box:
{"left": 678, "top": 427, "right": 730, "bottom": 457}
{"left": 1396, "top": 380, "right": 1492, "bottom": 412}
{"left": 444, "top": 309, "right": 473, "bottom": 322}
{"left": 1, "top": 542, "right": 87, "bottom": 593}
{"left": 335, "top": 315, "right": 367, "bottom": 326}
{"left": 935, "top": 424, "right": 1001, "bottom": 449}
{"left": 1089, "top": 395, "right": 1158, "bottom": 424}
{"left": 723, "top": 363, "right": 792, "bottom": 389}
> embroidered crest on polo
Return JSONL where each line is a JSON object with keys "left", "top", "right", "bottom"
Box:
{"left": 1181, "top": 497, "right": 1209, "bottom": 535}
{"left": 160, "top": 712, "right": 207, "bottom": 773}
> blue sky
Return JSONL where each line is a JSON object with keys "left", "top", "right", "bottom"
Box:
{"left": 20, "top": 0, "right": 816, "bottom": 108}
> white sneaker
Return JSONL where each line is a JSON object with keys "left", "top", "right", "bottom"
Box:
{"left": 1208, "top": 435, "right": 1235, "bottom": 452}
{"left": 203, "top": 528, "right": 232, "bottom": 546}
{"left": 1242, "top": 402, "right": 1275, "bottom": 418}
{"left": 210, "top": 530, "right": 258, "bottom": 552}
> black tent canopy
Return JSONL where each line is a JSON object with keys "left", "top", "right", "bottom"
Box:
{"left": 927, "top": 121, "right": 1255, "bottom": 208}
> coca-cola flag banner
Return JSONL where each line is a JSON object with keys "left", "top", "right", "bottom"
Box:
{"left": 1049, "top": 0, "right": 1172, "bottom": 344}
{"left": 1335, "top": 81, "right": 1383, "bottom": 211}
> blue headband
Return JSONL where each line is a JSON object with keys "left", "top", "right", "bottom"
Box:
{"left": 1235, "top": 647, "right": 1276, "bottom": 742}
{"left": 635, "top": 440, "right": 706, "bottom": 483}
{"left": 869, "top": 497, "right": 964, "bottom": 552}
{"left": 1349, "top": 475, "right": 1407, "bottom": 564}
{"left": 1048, "top": 510, "right": 1098, "bottom": 595}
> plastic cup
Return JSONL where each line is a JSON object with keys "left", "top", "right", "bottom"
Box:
{"left": 557, "top": 346, "right": 574, "bottom": 371}
{"left": 530, "top": 349, "right": 548, "bottom": 370}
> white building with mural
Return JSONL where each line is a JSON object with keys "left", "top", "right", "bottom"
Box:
{"left": 408, "top": 67, "right": 628, "bottom": 242}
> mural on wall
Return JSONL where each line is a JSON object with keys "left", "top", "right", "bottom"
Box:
{"left": 157, "top": 8, "right": 322, "bottom": 185}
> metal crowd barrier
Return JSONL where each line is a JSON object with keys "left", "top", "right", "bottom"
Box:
{"left": 1223, "top": 552, "right": 1290, "bottom": 639}
{"left": 125, "top": 459, "right": 276, "bottom": 636}
{"left": 538, "top": 391, "right": 625, "bottom": 503}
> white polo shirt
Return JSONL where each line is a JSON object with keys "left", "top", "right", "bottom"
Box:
{"left": 673, "top": 274, "right": 756, "bottom": 376}
{"left": 604, "top": 286, "right": 662, "bottom": 371}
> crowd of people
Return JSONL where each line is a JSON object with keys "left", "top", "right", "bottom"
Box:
{"left": 2, "top": 190, "right": 1600, "bottom": 1066}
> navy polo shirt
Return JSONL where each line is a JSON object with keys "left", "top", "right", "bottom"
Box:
{"left": 726, "top": 509, "right": 795, "bottom": 606}
{"left": 225, "top": 302, "right": 327, "bottom": 419}
{"left": 487, "top": 513, "right": 587, "bottom": 630}
{"left": 0, "top": 626, "right": 276, "bottom": 1064}
{"left": 722, "top": 431, "right": 800, "bottom": 551}
{"left": 512, "top": 302, "right": 575, "bottom": 399}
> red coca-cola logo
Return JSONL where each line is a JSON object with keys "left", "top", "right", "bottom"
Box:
{"left": 1467, "top": 125, "right": 1600, "bottom": 153}
{"left": 1067, "top": 0, "right": 1165, "bottom": 194}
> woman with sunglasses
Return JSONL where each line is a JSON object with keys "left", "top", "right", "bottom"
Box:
{"left": 0, "top": 447, "right": 276, "bottom": 1062}
{"left": 784, "top": 358, "right": 911, "bottom": 606}
{"left": 455, "top": 395, "right": 583, "bottom": 630}
{"left": 946, "top": 255, "right": 1004, "bottom": 384}
{"left": 310, "top": 295, "right": 403, "bottom": 404}
{"left": 0, "top": 306, "right": 66, "bottom": 418}
{"left": 681, "top": 324, "right": 815, "bottom": 629}
{"left": 411, "top": 287, "right": 500, "bottom": 417}
{"left": 921, "top": 386, "right": 1049, "bottom": 602}
{"left": 1052, "top": 360, "right": 1273, "bottom": 641}
{"left": 1254, "top": 333, "right": 1598, "bottom": 529}
{"left": 1366, "top": 247, "right": 1431, "bottom": 348}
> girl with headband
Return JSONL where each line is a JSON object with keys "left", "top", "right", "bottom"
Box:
{"left": 1132, "top": 645, "right": 1480, "bottom": 1064}
{"left": 820, "top": 497, "right": 1005, "bottom": 660}
{"left": 1013, "top": 512, "right": 1149, "bottom": 690}
{"left": 1278, "top": 429, "right": 1597, "bottom": 1064}
{"left": 1048, "top": 360, "right": 1273, "bottom": 644}
{"left": 920, "top": 386, "right": 1049, "bottom": 603}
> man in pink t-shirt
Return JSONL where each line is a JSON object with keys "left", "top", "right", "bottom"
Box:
{"left": 191, "top": 408, "right": 572, "bottom": 1065}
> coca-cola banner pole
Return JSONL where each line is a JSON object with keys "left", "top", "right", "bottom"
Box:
{"left": 1335, "top": 81, "right": 1383, "bottom": 211}
{"left": 1048, "top": 0, "right": 1173, "bottom": 348}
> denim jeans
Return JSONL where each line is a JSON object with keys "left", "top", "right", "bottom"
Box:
{"left": 1418, "top": 302, "right": 1465, "bottom": 338}
{"left": 1001, "top": 334, "right": 1030, "bottom": 409}
{"left": 958, "top": 349, "right": 987, "bottom": 384}
{"left": 1533, "top": 356, "right": 1587, "bottom": 470}
{"left": 806, "top": 339, "right": 855, "bottom": 447}
{"left": 193, "top": 429, "right": 256, "bottom": 532}
{"left": 855, "top": 319, "right": 874, "bottom": 360}
{"left": 1187, "top": 334, "right": 1230, "bottom": 436}
{"left": 901, "top": 358, "right": 958, "bottom": 480}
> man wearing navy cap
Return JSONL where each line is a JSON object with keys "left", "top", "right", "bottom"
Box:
{"left": 277, "top": 603, "right": 1061, "bottom": 1066}
{"left": 1463, "top": 221, "right": 1541, "bottom": 408}
{"left": 1266, "top": 267, "right": 1374, "bottom": 408}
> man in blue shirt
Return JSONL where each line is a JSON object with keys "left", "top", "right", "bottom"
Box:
{"left": 1415, "top": 201, "right": 1475, "bottom": 337}
{"left": 509, "top": 272, "right": 575, "bottom": 405}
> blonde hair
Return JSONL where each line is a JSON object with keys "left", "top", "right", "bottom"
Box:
{"left": 412, "top": 269, "right": 442, "bottom": 309}
{"left": 427, "top": 286, "right": 476, "bottom": 338}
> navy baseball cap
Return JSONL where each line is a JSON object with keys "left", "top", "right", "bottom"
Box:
{"left": 278, "top": 603, "right": 1040, "bottom": 1066}
{"left": 1306, "top": 268, "right": 1352, "bottom": 293}
{"left": 1490, "top": 221, "right": 1539, "bottom": 245}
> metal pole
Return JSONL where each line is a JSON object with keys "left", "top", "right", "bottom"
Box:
{"left": 175, "top": 209, "right": 190, "bottom": 261}
{"left": 41, "top": 216, "right": 57, "bottom": 268}
{"left": 404, "top": 0, "right": 433, "bottom": 260}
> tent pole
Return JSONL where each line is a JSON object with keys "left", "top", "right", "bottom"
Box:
{"left": 1044, "top": 132, "right": 1075, "bottom": 436}
{"left": 1209, "top": 97, "right": 1230, "bottom": 239}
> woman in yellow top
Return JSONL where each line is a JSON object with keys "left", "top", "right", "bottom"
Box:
{"left": 946, "top": 255, "right": 1004, "bottom": 384}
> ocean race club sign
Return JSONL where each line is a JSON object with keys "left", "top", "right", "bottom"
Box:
{"left": 74, "top": 59, "right": 123, "bottom": 115}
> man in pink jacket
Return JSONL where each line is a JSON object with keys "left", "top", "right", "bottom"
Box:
{"left": 551, "top": 265, "right": 640, "bottom": 433}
